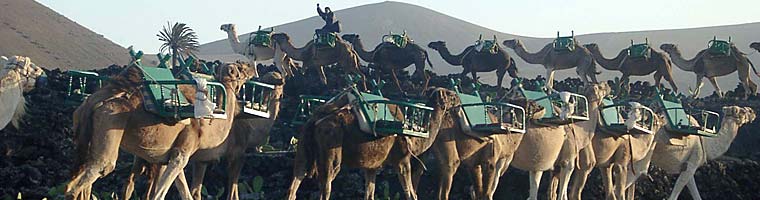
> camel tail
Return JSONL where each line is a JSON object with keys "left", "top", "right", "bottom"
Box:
{"left": 507, "top": 57, "right": 519, "bottom": 78}
{"left": 71, "top": 100, "right": 97, "bottom": 172}
{"left": 748, "top": 58, "right": 760, "bottom": 78}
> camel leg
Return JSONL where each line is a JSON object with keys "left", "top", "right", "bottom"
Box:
{"left": 470, "top": 164, "right": 485, "bottom": 200}
{"left": 480, "top": 160, "right": 500, "bottom": 200}
{"left": 226, "top": 150, "right": 247, "bottom": 200}
{"left": 317, "top": 142, "right": 342, "bottom": 200}
{"left": 692, "top": 74, "right": 705, "bottom": 97}
{"left": 317, "top": 65, "right": 328, "bottom": 86}
{"left": 528, "top": 171, "right": 544, "bottom": 200}
{"left": 569, "top": 147, "right": 595, "bottom": 200}
{"left": 174, "top": 170, "right": 193, "bottom": 200}
{"left": 557, "top": 161, "right": 575, "bottom": 200}
{"left": 397, "top": 159, "right": 418, "bottom": 200}
{"left": 686, "top": 176, "right": 703, "bottom": 200}
{"left": 546, "top": 68, "right": 557, "bottom": 91}
{"left": 144, "top": 164, "right": 164, "bottom": 200}
{"left": 65, "top": 111, "right": 126, "bottom": 200}
{"left": 626, "top": 183, "right": 636, "bottom": 200}
{"left": 288, "top": 136, "right": 312, "bottom": 200}
{"left": 411, "top": 155, "right": 426, "bottom": 192}
{"left": 602, "top": 166, "right": 614, "bottom": 200}
{"left": 122, "top": 156, "right": 146, "bottom": 200}
{"left": 548, "top": 169, "right": 559, "bottom": 200}
{"left": 151, "top": 128, "right": 198, "bottom": 200}
{"left": 434, "top": 146, "right": 459, "bottom": 200}
{"left": 190, "top": 162, "right": 208, "bottom": 200}
{"left": 707, "top": 77, "right": 723, "bottom": 98}
{"left": 666, "top": 163, "right": 698, "bottom": 200}
{"left": 496, "top": 67, "right": 507, "bottom": 89}
{"left": 364, "top": 168, "right": 378, "bottom": 200}
{"left": 471, "top": 71, "right": 479, "bottom": 83}
{"left": 487, "top": 156, "right": 513, "bottom": 199}
{"left": 614, "top": 164, "right": 628, "bottom": 200}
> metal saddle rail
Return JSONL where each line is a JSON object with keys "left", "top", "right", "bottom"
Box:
{"left": 239, "top": 80, "right": 275, "bottom": 118}
{"left": 599, "top": 98, "right": 656, "bottom": 135}
{"left": 65, "top": 70, "right": 108, "bottom": 106}
{"left": 459, "top": 102, "right": 526, "bottom": 134}
{"left": 654, "top": 89, "right": 720, "bottom": 137}
{"left": 356, "top": 98, "right": 433, "bottom": 138}
{"left": 513, "top": 78, "right": 589, "bottom": 125}
{"left": 291, "top": 95, "right": 331, "bottom": 126}
{"left": 141, "top": 79, "right": 227, "bottom": 120}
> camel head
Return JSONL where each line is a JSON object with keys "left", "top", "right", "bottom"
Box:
{"left": 584, "top": 82, "right": 611, "bottom": 104}
{"left": 501, "top": 39, "right": 522, "bottom": 49}
{"left": 340, "top": 34, "right": 360, "bottom": 43}
{"left": 215, "top": 62, "right": 258, "bottom": 88}
{"left": 427, "top": 41, "right": 447, "bottom": 51}
{"left": 220, "top": 24, "right": 235, "bottom": 33}
{"left": 659, "top": 43, "right": 679, "bottom": 53}
{"left": 425, "top": 87, "right": 458, "bottom": 112}
{"left": 722, "top": 106, "right": 756, "bottom": 126}
{"left": 750, "top": 42, "right": 760, "bottom": 52}
{"left": 1, "top": 56, "right": 45, "bottom": 92}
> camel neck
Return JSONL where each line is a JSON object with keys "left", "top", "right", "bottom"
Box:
{"left": 703, "top": 118, "right": 741, "bottom": 160}
{"left": 434, "top": 46, "right": 465, "bottom": 66}
{"left": 511, "top": 42, "right": 549, "bottom": 65}
{"left": 666, "top": 49, "right": 699, "bottom": 71}
{"left": 267, "top": 88, "right": 284, "bottom": 121}
{"left": 226, "top": 30, "right": 245, "bottom": 55}
{"left": 350, "top": 38, "right": 375, "bottom": 62}
{"left": 275, "top": 39, "right": 305, "bottom": 61}
{"left": 588, "top": 47, "right": 625, "bottom": 70}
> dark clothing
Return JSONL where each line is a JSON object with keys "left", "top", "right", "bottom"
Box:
{"left": 317, "top": 6, "right": 341, "bottom": 33}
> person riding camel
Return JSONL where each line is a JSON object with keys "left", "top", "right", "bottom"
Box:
{"left": 316, "top": 3, "right": 341, "bottom": 34}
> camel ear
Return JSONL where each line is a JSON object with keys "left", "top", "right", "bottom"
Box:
{"left": 744, "top": 107, "right": 756, "bottom": 122}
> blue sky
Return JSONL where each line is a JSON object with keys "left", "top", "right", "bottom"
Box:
{"left": 38, "top": 0, "right": 760, "bottom": 54}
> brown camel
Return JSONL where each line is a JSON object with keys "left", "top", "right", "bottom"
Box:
{"left": 427, "top": 41, "right": 518, "bottom": 89}
{"left": 542, "top": 83, "right": 611, "bottom": 200}
{"left": 503, "top": 39, "right": 598, "bottom": 90}
{"left": 660, "top": 43, "right": 760, "bottom": 97}
{"left": 651, "top": 106, "right": 755, "bottom": 200}
{"left": 120, "top": 72, "right": 286, "bottom": 200}
{"left": 286, "top": 87, "right": 457, "bottom": 200}
{"left": 568, "top": 103, "right": 666, "bottom": 200}
{"left": 65, "top": 62, "right": 257, "bottom": 200}
{"left": 271, "top": 32, "right": 367, "bottom": 90}
{"left": 584, "top": 43, "right": 678, "bottom": 92}
{"left": 341, "top": 34, "right": 433, "bottom": 94}
{"left": 427, "top": 96, "right": 548, "bottom": 200}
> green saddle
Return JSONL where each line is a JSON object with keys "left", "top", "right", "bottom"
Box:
{"left": 314, "top": 32, "right": 337, "bottom": 48}
{"left": 708, "top": 37, "right": 731, "bottom": 56}
{"left": 347, "top": 78, "right": 432, "bottom": 138}
{"left": 513, "top": 78, "right": 589, "bottom": 125}
{"left": 249, "top": 26, "right": 274, "bottom": 47}
{"left": 291, "top": 95, "right": 330, "bottom": 126}
{"left": 382, "top": 33, "right": 409, "bottom": 48}
{"left": 475, "top": 34, "right": 499, "bottom": 54}
{"left": 599, "top": 98, "right": 656, "bottom": 135}
{"left": 139, "top": 65, "right": 227, "bottom": 120}
{"left": 65, "top": 70, "right": 105, "bottom": 106}
{"left": 655, "top": 89, "right": 719, "bottom": 137}
{"left": 450, "top": 79, "right": 526, "bottom": 134}
{"left": 628, "top": 42, "right": 651, "bottom": 60}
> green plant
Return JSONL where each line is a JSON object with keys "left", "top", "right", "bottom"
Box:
{"left": 157, "top": 22, "right": 199, "bottom": 68}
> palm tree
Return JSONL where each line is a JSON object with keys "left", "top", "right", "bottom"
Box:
{"left": 157, "top": 22, "right": 199, "bottom": 68}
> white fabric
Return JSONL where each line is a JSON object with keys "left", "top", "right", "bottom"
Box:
{"left": 0, "top": 78, "right": 22, "bottom": 130}
{"left": 193, "top": 77, "right": 216, "bottom": 118}
{"left": 626, "top": 102, "right": 644, "bottom": 131}
{"left": 558, "top": 91, "right": 575, "bottom": 120}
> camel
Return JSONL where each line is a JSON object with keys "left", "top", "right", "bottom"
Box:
{"left": 660, "top": 43, "right": 760, "bottom": 97}
{"left": 584, "top": 43, "right": 678, "bottom": 92}
{"left": 568, "top": 103, "right": 667, "bottom": 200}
{"left": 65, "top": 62, "right": 257, "bottom": 200}
{"left": 120, "top": 72, "right": 285, "bottom": 200}
{"left": 0, "top": 56, "right": 44, "bottom": 130}
{"left": 502, "top": 39, "right": 598, "bottom": 90}
{"left": 270, "top": 32, "right": 367, "bottom": 90}
{"left": 651, "top": 106, "right": 755, "bottom": 200}
{"left": 220, "top": 24, "right": 296, "bottom": 77}
{"left": 427, "top": 95, "right": 548, "bottom": 200}
{"left": 341, "top": 34, "right": 433, "bottom": 94}
{"left": 286, "top": 87, "right": 457, "bottom": 200}
{"left": 427, "top": 41, "right": 519, "bottom": 89}
{"left": 540, "top": 83, "right": 611, "bottom": 200}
